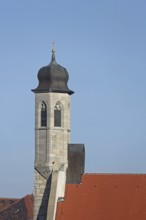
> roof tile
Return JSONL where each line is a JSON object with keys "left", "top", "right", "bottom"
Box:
{"left": 56, "top": 174, "right": 146, "bottom": 220}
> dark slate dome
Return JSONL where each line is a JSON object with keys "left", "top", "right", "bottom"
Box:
{"left": 32, "top": 49, "right": 74, "bottom": 95}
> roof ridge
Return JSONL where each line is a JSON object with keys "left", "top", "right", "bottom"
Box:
{"left": 0, "top": 197, "right": 22, "bottom": 213}
{"left": 0, "top": 198, "right": 19, "bottom": 212}
{"left": 0, "top": 194, "right": 33, "bottom": 213}
{"left": 0, "top": 197, "right": 18, "bottom": 200}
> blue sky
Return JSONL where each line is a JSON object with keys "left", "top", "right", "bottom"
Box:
{"left": 0, "top": 0, "right": 146, "bottom": 197}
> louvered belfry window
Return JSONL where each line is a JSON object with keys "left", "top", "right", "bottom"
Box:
{"left": 54, "top": 101, "right": 62, "bottom": 127}
{"left": 41, "top": 101, "right": 47, "bottom": 127}
{"left": 54, "top": 109, "right": 61, "bottom": 127}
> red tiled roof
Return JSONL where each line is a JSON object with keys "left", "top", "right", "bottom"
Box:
{"left": 0, "top": 198, "right": 18, "bottom": 211}
{"left": 0, "top": 194, "right": 33, "bottom": 220}
{"left": 1, "top": 174, "right": 146, "bottom": 220}
{"left": 56, "top": 174, "right": 146, "bottom": 220}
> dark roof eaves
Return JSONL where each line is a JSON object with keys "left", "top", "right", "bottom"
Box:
{"left": 31, "top": 88, "right": 74, "bottom": 95}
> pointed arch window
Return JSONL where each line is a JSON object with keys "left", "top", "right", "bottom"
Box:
{"left": 54, "top": 101, "right": 62, "bottom": 127}
{"left": 41, "top": 101, "right": 47, "bottom": 127}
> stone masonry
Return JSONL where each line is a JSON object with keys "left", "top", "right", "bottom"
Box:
{"left": 33, "top": 92, "right": 71, "bottom": 220}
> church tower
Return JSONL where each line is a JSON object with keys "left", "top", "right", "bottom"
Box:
{"left": 32, "top": 47, "right": 74, "bottom": 220}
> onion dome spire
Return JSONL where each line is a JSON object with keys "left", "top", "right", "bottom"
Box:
{"left": 32, "top": 45, "right": 74, "bottom": 95}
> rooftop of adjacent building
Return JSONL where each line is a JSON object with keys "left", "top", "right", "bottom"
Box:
{"left": 56, "top": 173, "right": 146, "bottom": 220}
{"left": 1, "top": 173, "right": 146, "bottom": 220}
{"left": 0, "top": 194, "right": 33, "bottom": 220}
{"left": 0, "top": 198, "right": 18, "bottom": 211}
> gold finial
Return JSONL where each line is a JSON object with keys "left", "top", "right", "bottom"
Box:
{"left": 52, "top": 41, "right": 55, "bottom": 53}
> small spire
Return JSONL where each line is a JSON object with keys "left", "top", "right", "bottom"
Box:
{"left": 51, "top": 42, "right": 56, "bottom": 63}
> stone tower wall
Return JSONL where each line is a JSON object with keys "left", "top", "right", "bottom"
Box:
{"left": 33, "top": 92, "right": 71, "bottom": 220}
